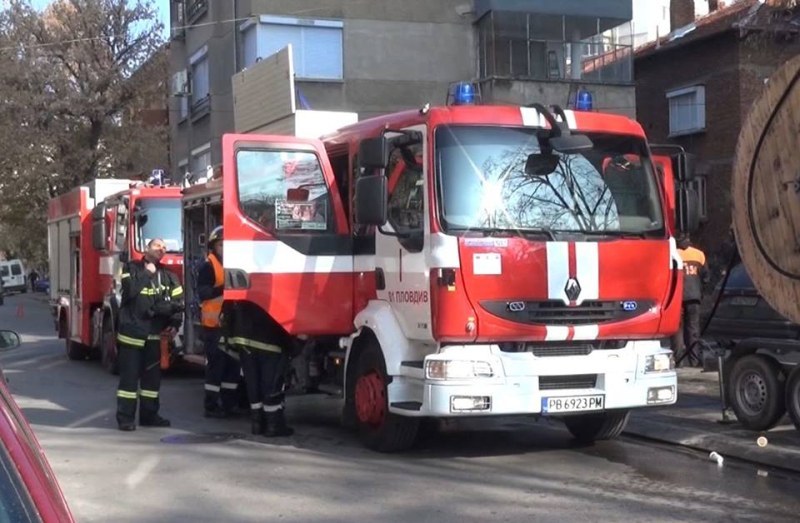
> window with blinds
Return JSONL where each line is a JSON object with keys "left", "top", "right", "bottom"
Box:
{"left": 240, "top": 16, "right": 343, "bottom": 80}
{"left": 667, "top": 85, "right": 705, "bottom": 137}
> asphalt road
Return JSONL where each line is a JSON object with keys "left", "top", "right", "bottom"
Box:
{"left": 1, "top": 293, "right": 800, "bottom": 523}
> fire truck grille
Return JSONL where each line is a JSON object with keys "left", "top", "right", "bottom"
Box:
{"left": 539, "top": 374, "right": 598, "bottom": 390}
{"left": 480, "top": 300, "right": 653, "bottom": 326}
{"left": 498, "top": 341, "right": 627, "bottom": 356}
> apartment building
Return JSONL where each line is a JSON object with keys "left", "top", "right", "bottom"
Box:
{"left": 168, "top": 0, "right": 635, "bottom": 179}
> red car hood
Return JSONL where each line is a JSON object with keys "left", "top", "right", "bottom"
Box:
{"left": 457, "top": 237, "right": 672, "bottom": 341}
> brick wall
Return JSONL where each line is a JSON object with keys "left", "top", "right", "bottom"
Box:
{"left": 670, "top": 0, "right": 696, "bottom": 29}
{"left": 636, "top": 27, "right": 800, "bottom": 292}
{"left": 636, "top": 33, "right": 740, "bottom": 275}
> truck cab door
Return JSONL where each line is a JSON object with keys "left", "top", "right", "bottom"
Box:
{"left": 366, "top": 125, "right": 433, "bottom": 341}
{"left": 221, "top": 134, "right": 353, "bottom": 336}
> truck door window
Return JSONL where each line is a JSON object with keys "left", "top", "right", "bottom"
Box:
{"left": 328, "top": 150, "right": 350, "bottom": 224}
{"left": 236, "top": 149, "right": 332, "bottom": 233}
{"left": 387, "top": 144, "right": 424, "bottom": 253}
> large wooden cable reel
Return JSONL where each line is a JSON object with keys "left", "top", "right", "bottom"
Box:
{"left": 732, "top": 54, "right": 800, "bottom": 323}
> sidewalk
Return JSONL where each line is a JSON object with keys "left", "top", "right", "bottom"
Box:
{"left": 625, "top": 368, "right": 800, "bottom": 472}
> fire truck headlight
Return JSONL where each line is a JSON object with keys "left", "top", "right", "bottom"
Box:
{"left": 645, "top": 354, "right": 674, "bottom": 373}
{"left": 426, "top": 360, "right": 494, "bottom": 380}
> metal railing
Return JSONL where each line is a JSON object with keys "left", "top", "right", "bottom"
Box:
{"left": 479, "top": 38, "right": 633, "bottom": 84}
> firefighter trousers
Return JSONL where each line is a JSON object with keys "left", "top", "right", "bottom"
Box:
{"left": 203, "top": 327, "right": 240, "bottom": 412}
{"left": 116, "top": 339, "right": 162, "bottom": 425}
{"left": 238, "top": 346, "right": 288, "bottom": 416}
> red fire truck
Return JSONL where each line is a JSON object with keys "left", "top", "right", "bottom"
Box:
{"left": 181, "top": 95, "right": 699, "bottom": 451}
{"left": 48, "top": 179, "right": 184, "bottom": 373}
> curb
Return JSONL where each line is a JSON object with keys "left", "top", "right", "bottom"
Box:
{"left": 624, "top": 415, "right": 800, "bottom": 474}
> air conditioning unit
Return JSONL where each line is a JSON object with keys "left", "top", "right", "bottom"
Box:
{"left": 171, "top": 70, "right": 189, "bottom": 97}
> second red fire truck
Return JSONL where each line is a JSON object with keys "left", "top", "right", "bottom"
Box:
{"left": 48, "top": 179, "right": 184, "bottom": 373}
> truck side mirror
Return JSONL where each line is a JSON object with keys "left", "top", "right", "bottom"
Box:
{"left": 359, "top": 137, "right": 388, "bottom": 170}
{"left": 354, "top": 174, "right": 387, "bottom": 226}
{"left": 673, "top": 152, "right": 696, "bottom": 182}
{"left": 91, "top": 204, "right": 108, "bottom": 251}
{"left": 677, "top": 186, "right": 700, "bottom": 233}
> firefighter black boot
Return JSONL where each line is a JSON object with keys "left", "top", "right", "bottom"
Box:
{"left": 250, "top": 410, "right": 264, "bottom": 435}
{"left": 264, "top": 409, "right": 294, "bottom": 438}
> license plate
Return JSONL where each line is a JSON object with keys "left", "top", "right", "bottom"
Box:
{"left": 541, "top": 395, "right": 605, "bottom": 414}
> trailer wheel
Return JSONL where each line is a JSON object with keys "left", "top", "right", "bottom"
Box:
{"left": 729, "top": 354, "right": 786, "bottom": 431}
{"left": 352, "top": 340, "right": 419, "bottom": 452}
{"left": 563, "top": 410, "right": 630, "bottom": 443}
{"left": 100, "top": 317, "right": 119, "bottom": 375}
{"left": 785, "top": 366, "right": 800, "bottom": 432}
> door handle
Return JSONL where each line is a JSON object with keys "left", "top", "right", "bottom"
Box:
{"left": 375, "top": 268, "right": 386, "bottom": 290}
{"left": 225, "top": 269, "right": 250, "bottom": 290}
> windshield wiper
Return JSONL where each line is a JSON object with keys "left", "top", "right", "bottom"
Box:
{"left": 449, "top": 226, "right": 557, "bottom": 241}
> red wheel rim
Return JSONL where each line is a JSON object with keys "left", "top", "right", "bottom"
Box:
{"left": 355, "top": 370, "right": 386, "bottom": 427}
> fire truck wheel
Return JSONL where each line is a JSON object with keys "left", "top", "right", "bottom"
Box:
{"left": 784, "top": 366, "right": 800, "bottom": 432}
{"left": 100, "top": 318, "right": 119, "bottom": 375}
{"left": 352, "top": 341, "right": 420, "bottom": 452}
{"left": 728, "top": 354, "right": 786, "bottom": 431}
{"left": 65, "top": 338, "right": 89, "bottom": 361}
{"left": 563, "top": 410, "right": 630, "bottom": 444}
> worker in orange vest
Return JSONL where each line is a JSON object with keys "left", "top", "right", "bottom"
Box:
{"left": 198, "top": 226, "right": 241, "bottom": 417}
{"left": 676, "top": 235, "right": 709, "bottom": 367}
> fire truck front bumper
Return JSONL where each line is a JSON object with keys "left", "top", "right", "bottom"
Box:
{"left": 388, "top": 340, "right": 677, "bottom": 417}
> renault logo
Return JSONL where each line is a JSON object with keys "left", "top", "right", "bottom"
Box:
{"left": 507, "top": 301, "right": 526, "bottom": 312}
{"left": 564, "top": 278, "right": 582, "bottom": 302}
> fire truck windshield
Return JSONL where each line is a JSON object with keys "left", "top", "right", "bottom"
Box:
{"left": 133, "top": 198, "right": 183, "bottom": 253}
{"left": 435, "top": 125, "right": 665, "bottom": 237}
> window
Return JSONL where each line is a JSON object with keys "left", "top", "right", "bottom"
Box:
{"left": 189, "top": 144, "right": 211, "bottom": 180}
{"left": 134, "top": 199, "right": 184, "bottom": 254}
{"left": 185, "top": 0, "right": 208, "bottom": 24}
{"left": 10, "top": 264, "right": 21, "bottom": 276}
{"left": 387, "top": 143, "right": 425, "bottom": 252}
{"left": 236, "top": 149, "right": 332, "bottom": 233}
{"left": 190, "top": 46, "right": 209, "bottom": 114}
{"left": 435, "top": 126, "right": 664, "bottom": 235}
{"left": 240, "top": 16, "right": 343, "bottom": 79}
{"left": 667, "top": 86, "right": 705, "bottom": 137}
{"left": 175, "top": 70, "right": 189, "bottom": 120}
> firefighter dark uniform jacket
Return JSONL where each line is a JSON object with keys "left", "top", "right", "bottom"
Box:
{"left": 678, "top": 246, "right": 709, "bottom": 303}
{"left": 117, "top": 260, "right": 184, "bottom": 347}
{"left": 223, "top": 300, "right": 292, "bottom": 355}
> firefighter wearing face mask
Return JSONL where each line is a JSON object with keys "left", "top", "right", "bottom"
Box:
{"left": 116, "top": 238, "right": 184, "bottom": 431}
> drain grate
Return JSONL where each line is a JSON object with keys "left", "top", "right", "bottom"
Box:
{"left": 160, "top": 432, "right": 245, "bottom": 445}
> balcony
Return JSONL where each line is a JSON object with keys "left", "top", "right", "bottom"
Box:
{"left": 477, "top": 12, "right": 633, "bottom": 85}
{"left": 185, "top": 0, "right": 208, "bottom": 24}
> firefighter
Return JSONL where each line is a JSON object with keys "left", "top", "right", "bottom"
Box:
{"left": 199, "top": 226, "right": 241, "bottom": 418}
{"left": 116, "top": 238, "right": 184, "bottom": 431}
{"left": 225, "top": 302, "right": 294, "bottom": 437}
{"left": 676, "top": 235, "right": 709, "bottom": 367}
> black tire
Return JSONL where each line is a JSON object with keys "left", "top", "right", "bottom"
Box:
{"left": 728, "top": 354, "right": 786, "bottom": 431}
{"left": 350, "top": 340, "right": 419, "bottom": 452}
{"left": 100, "top": 317, "right": 119, "bottom": 375}
{"left": 563, "top": 410, "right": 630, "bottom": 443}
{"left": 785, "top": 366, "right": 800, "bottom": 432}
{"left": 65, "top": 338, "right": 88, "bottom": 360}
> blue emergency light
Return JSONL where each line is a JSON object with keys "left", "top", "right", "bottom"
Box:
{"left": 576, "top": 89, "right": 593, "bottom": 111}
{"left": 447, "top": 81, "right": 480, "bottom": 106}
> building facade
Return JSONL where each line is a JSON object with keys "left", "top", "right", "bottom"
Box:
{"left": 168, "top": 0, "right": 636, "bottom": 180}
{"left": 635, "top": 0, "right": 800, "bottom": 274}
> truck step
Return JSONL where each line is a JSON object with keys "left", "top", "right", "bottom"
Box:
{"left": 390, "top": 401, "right": 422, "bottom": 411}
{"left": 399, "top": 360, "right": 425, "bottom": 379}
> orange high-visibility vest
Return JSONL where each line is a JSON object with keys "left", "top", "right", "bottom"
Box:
{"left": 200, "top": 254, "right": 224, "bottom": 328}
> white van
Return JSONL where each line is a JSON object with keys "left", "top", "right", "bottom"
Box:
{"left": 0, "top": 260, "right": 26, "bottom": 293}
